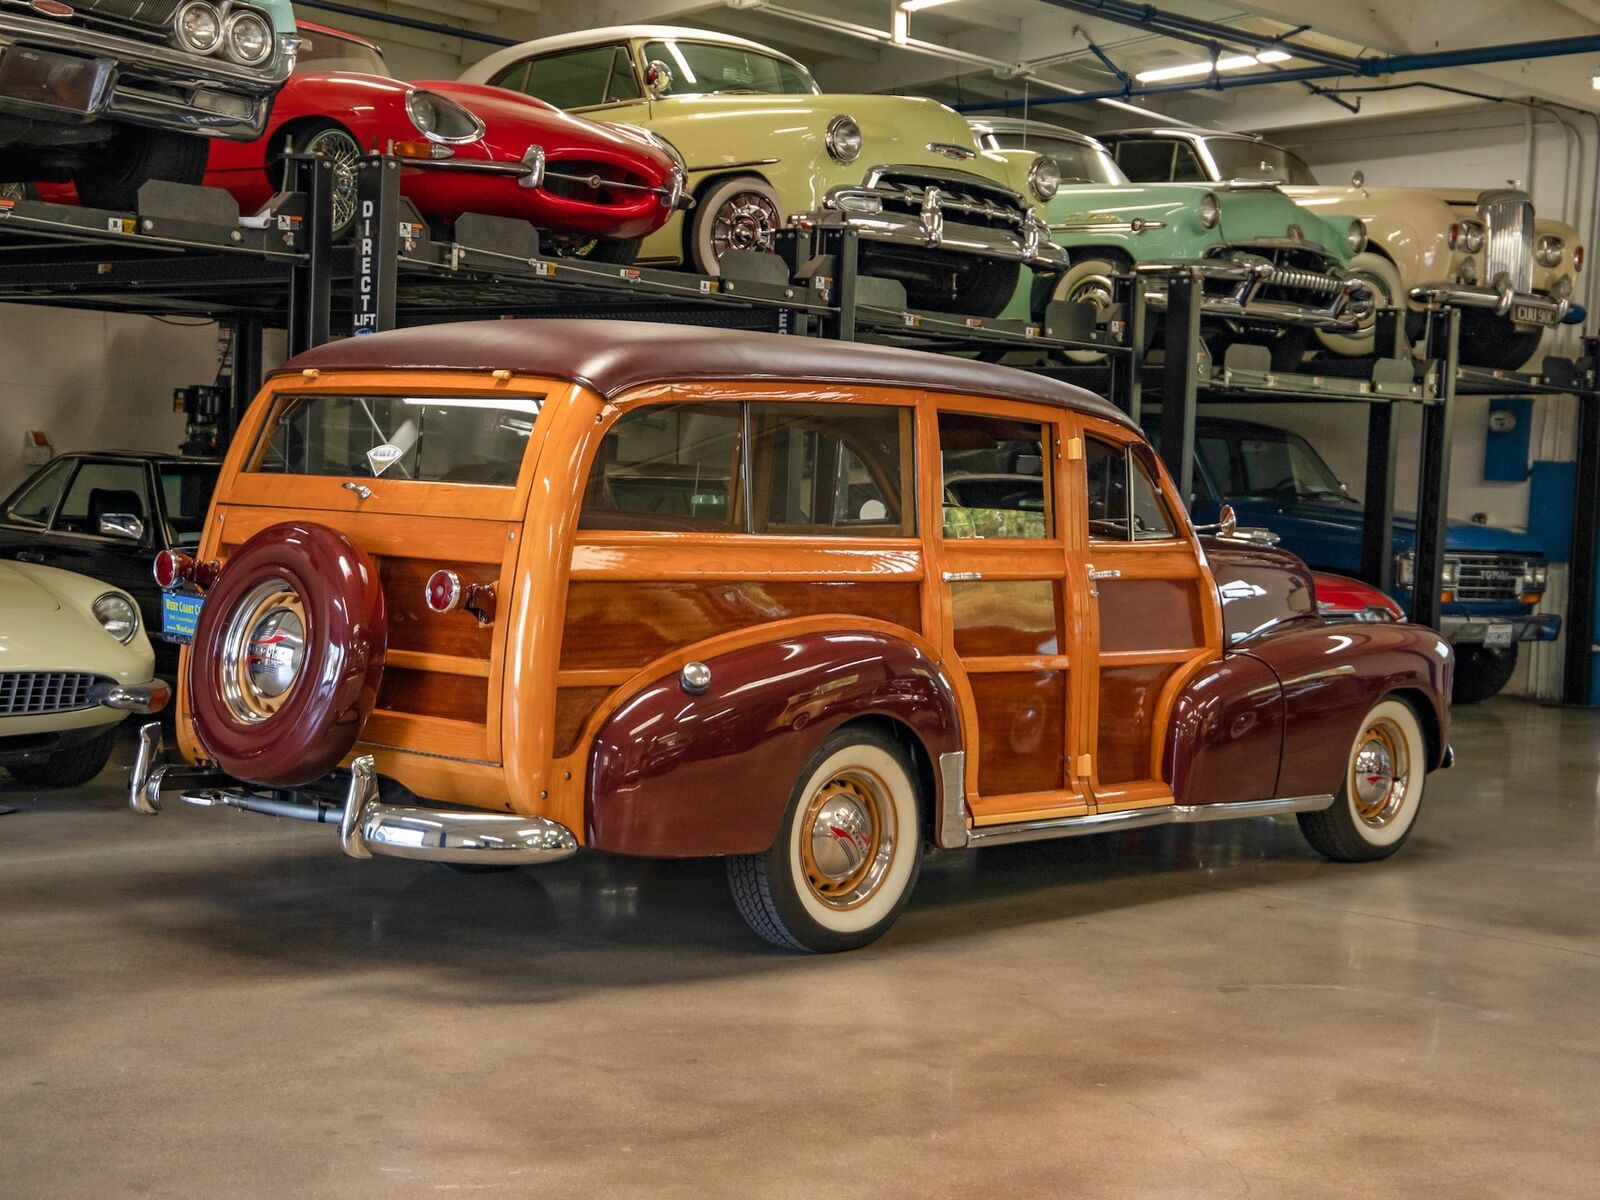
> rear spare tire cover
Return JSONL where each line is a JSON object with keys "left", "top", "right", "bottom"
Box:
{"left": 190, "top": 522, "right": 386, "bottom": 787}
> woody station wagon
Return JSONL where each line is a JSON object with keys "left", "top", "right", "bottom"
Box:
{"left": 128, "top": 321, "right": 1453, "bottom": 952}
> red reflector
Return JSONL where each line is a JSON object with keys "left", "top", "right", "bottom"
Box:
{"left": 425, "top": 569, "right": 462, "bottom": 613}
{"left": 153, "top": 550, "right": 191, "bottom": 590}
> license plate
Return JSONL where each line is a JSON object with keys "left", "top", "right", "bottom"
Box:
{"left": 1484, "top": 622, "right": 1514, "bottom": 649}
{"left": 162, "top": 592, "right": 203, "bottom": 644}
{"left": 0, "top": 47, "right": 112, "bottom": 114}
{"left": 1511, "top": 303, "right": 1558, "bottom": 327}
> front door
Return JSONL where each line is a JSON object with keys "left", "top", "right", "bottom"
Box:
{"left": 927, "top": 403, "right": 1091, "bottom": 827}
{"left": 1078, "top": 418, "right": 1222, "bottom": 810}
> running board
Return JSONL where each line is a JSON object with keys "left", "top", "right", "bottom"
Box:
{"left": 963, "top": 795, "right": 1335, "bottom": 849}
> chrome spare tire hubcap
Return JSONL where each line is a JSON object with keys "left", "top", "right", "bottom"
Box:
{"left": 221, "top": 579, "right": 308, "bottom": 723}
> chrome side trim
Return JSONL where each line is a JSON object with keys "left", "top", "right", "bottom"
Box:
{"left": 963, "top": 794, "right": 1334, "bottom": 849}
{"left": 937, "top": 750, "right": 968, "bottom": 851}
{"left": 128, "top": 720, "right": 167, "bottom": 815}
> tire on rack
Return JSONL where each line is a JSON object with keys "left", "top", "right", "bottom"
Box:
{"left": 1456, "top": 309, "right": 1547, "bottom": 372}
{"left": 5, "top": 727, "right": 117, "bottom": 789}
{"left": 1038, "top": 254, "right": 1127, "bottom": 365}
{"left": 189, "top": 522, "right": 387, "bottom": 787}
{"left": 270, "top": 120, "right": 364, "bottom": 240}
{"left": 726, "top": 725, "right": 924, "bottom": 953}
{"left": 542, "top": 233, "right": 642, "bottom": 264}
{"left": 1451, "top": 643, "right": 1519, "bottom": 705}
{"left": 1296, "top": 696, "right": 1428, "bottom": 863}
{"left": 1316, "top": 251, "right": 1409, "bottom": 358}
{"left": 689, "top": 174, "right": 782, "bottom": 275}
{"left": 73, "top": 126, "right": 210, "bottom": 212}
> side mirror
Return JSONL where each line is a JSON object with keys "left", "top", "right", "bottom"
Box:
{"left": 1218, "top": 503, "right": 1237, "bottom": 537}
{"left": 98, "top": 512, "right": 145, "bottom": 541}
{"left": 644, "top": 59, "right": 673, "bottom": 98}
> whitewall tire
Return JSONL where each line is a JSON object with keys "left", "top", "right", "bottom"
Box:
{"left": 1297, "top": 697, "right": 1427, "bottom": 861}
{"left": 1316, "top": 251, "right": 1406, "bottom": 357}
{"left": 690, "top": 175, "right": 782, "bottom": 276}
{"left": 727, "top": 727, "right": 923, "bottom": 952}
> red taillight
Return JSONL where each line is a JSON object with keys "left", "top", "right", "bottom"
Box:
{"left": 1447, "top": 222, "right": 1460, "bottom": 250}
{"left": 425, "top": 569, "right": 462, "bottom": 613}
{"left": 153, "top": 550, "right": 218, "bottom": 591}
{"left": 1576, "top": 245, "right": 1585, "bottom": 273}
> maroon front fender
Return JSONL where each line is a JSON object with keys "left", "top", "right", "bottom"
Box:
{"left": 587, "top": 630, "right": 961, "bottom": 857}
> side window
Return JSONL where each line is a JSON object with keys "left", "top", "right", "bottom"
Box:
{"left": 749, "top": 403, "right": 912, "bottom": 537}
{"left": 1172, "top": 143, "right": 1208, "bottom": 181}
{"left": 52, "top": 461, "right": 148, "bottom": 537}
{"left": 1088, "top": 439, "right": 1180, "bottom": 540}
{"left": 606, "top": 45, "right": 642, "bottom": 101}
{"left": 579, "top": 404, "right": 742, "bottom": 532}
{"left": 939, "top": 412, "right": 1050, "bottom": 540}
{"left": 1131, "top": 449, "right": 1178, "bottom": 539}
{"left": 489, "top": 61, "right": 529, "bottom": 94}
{"left": 1112, "top": 140, "right": 1174, "bottom": 181}
{"left": 512, "top": 46, "right": 625, "bottom": 109}
{"left": 5, "top": 457, "right": 73, "bottom": 526}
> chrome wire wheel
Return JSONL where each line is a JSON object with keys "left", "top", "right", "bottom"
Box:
{"left": 302, "top": 126, "right": 362, "bottom": 234}
{"left": 711, "top": 191, "right": 780, "bottom": 259}
{"left": 219, "top": 578, "right": 308, "bottom": 724}
{"left": 0, "top": 182, "right": 25, "bottom": 201}
{"left": 799, "top": 768, "right": 895, "bottom": 911}
{"left": 1351, "top": 717, "right": 1410, "bottom": 830}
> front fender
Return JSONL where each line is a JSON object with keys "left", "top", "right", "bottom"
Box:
{"left": 588, "top": 629, "right": 962, "bottom": 857}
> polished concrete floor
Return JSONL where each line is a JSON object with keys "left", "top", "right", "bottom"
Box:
{"left": 2, "top": 700, "right": 1597, "bottom": 1199}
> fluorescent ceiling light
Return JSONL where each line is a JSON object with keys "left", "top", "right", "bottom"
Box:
{"left": 900, "top": 0, "right": 960, "bottom": 11}
{"left": 1135, "top": 49, "right": 1290, "bottom": 84}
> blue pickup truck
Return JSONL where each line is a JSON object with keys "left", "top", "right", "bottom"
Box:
{"left": 1172, "top": 416, "right": 1558, "bottom": 703}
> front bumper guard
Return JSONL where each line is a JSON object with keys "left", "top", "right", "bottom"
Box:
{"left": 811, "top": 185, "right": 1067, "bottom": 269}
{"left": 1409, "top": 282, "right": 1571, "bottom": 327}
{"left": 1440, "top": 612, "right": 1561, "bottom": 645}
{"left": 1138, "top": 259, "right": 1373, "bottom": 331}
{"left": 88, "top": 678, "right": 170, "bottom": 714}
{"left": 127, "top": 722, "right": 579, "bottom": 865}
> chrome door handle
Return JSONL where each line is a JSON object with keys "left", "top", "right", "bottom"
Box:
{"left": 1087, "top": 567, "right": 1121, "bottom": 581}
{"left": 942, "top": 571, "right": 982, "bottom": 582}
{"left": 342, "top": 481, "right": 373, "bottom": 500}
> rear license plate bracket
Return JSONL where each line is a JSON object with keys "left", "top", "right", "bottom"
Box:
{"left": 1484, "top": 622, "right": 1514, "bottom": 649}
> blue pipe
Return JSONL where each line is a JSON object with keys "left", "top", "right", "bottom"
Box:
{"left": 294, "top": 0, "right": 517, "bottom": 47}
{"left": 956, "top": 34, "right": 1600, "bottom": 111}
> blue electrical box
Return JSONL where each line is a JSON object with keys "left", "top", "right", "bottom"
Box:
{"left": 1484, "top": 398, "right": 1534, "bottom": 482}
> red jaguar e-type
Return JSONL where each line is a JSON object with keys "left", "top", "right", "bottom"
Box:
{"left": 210, "top": 23, "right": 688, "bottom": 258}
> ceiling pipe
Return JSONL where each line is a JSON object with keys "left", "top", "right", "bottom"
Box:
{"left": 955, "top": 34, "right": 1600, "bottom": 111}
{"left": 1034, "top": 0, "right": 1366, "bottom": 71}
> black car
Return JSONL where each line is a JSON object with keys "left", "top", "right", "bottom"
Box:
{"left": 0, "top": 452, "right": 220, "bottom": 672}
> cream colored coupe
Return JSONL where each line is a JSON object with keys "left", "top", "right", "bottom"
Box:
{"left": 0, "top": 560, "right": 168, "bottom": 788}
{"left": 462, "top": 26, "right": 1064, "bottom": 316}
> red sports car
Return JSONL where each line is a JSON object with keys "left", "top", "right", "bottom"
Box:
{"left": 1314, "top": 572, "right": 1407, "bottom": 624}
{"left": 205, "top": 23, "right": 687, "bottom": 258}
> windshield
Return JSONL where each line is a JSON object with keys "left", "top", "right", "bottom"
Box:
{"left": 249, "top": 394, "right": 544, "bottom": 487}
{"left": 641, "top": 39, "right": 818, "bottom": 96}
{"left": 1232, "top": 431, "right": 1347, "bottom": 500}
{"left": 1204, "top": 137, "right": 1317, "bottom": 184}
{"left": 294, "top": 29, "right": 390, "bottom": 77}
{"left": 157, "top": 462, "right": 218, "bottom": 548}
{"left": 988, "top": 132, "right": 1126, "bottom": 185}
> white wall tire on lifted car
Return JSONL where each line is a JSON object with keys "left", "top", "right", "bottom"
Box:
{"left": 1297, "top": 697, "right": 1427, "bottom": 862}
{"left": 727, "top": 727, "right": 923, "bottom": 952}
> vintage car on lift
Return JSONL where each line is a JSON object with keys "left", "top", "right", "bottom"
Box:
{"left": 459, "top": 26, "right": 1064, "bottom": 316}
{"left": 1100, "top": 128, "right": 1584, "bottom": 370}
{"left": 0, "top": 0, "right": 296, "bottom": 210}
{"left": 1, "top": 560, "right": 168, "bottom": 788}
{"left": 127, "top": 321, "right": 1452, "bottom": 952}
{"left": 968, "top": 117, "right": 1369, "bottom": 367}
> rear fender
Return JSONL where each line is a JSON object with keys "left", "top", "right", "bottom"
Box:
{"left": 587, "top": 626, "right": 962, "bottom": 857}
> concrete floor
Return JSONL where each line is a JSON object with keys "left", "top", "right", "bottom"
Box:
{"left": 2, "top": 701, "right": 1597, "bottom": 1199}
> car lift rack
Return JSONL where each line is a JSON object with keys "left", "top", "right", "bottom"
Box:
{"left": 0, "top": 152, "right": 1593, "bottom": 702}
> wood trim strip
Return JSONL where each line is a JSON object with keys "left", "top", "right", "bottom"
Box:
{"left": 570, "top": 537, "right": 923, "bottom": 581}
{"left": 385, "top": 650, "right": 492, "bottom": 677}
{"left": 1098, "top": 649, "right": 1197, "bottom": 666}
{"left": 961, "top": 655, "right": 1071, "bottom": 674}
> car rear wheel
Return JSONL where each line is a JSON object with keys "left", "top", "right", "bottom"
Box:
{"left": 1297, "top": 697, "right": 1426, "bottom": 862}
{"left": 1452, "top": 643, "right": 1519, "bottom": 705}
{"left": 285, "top": 121, "right": 364, "bottom": 240}
{"left": 727, "top": 727, "right": 923, "bottom": 952}
{"left": 690, "top": 174, "right": 782, "bottom": 275}
{"left": 5, "top": 727, "right": 116, "bottom": 789}
{"left": 73, "top": 127, "right": 209, "bottom": 212}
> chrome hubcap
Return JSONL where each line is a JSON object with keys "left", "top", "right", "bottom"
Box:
{"left": 711, "top": 193, "right": 779, "bottom": 260}
{"left": 799, "top": 769, "right": 896, "bottom": 910}
{"left": 1351, "top": 718, "right": 1409, "bottom": 828}
{"left": 1353, "top": 740, "right": 1394, "bottom": 808}
{"left": 246, "top": 607, "right": 305, "bottom": 699}
{"left": 1061, "top": 272, "right": 1116, "bottom": 318}
{"left": 220, "top": 579, "right": 307, "bottom": 723}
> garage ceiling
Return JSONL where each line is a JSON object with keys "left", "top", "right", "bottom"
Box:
{"left": 322, "top": 0, "right": 1600, "bottom": 137}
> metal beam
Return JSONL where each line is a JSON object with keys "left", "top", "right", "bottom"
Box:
{"left": 1035, "top": 0, "right": 1365, "bottom": 70}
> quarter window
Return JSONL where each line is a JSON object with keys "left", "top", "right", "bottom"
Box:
{"left": 5, "top": 457, "right": 73, "bottom": 527}
{"left": 579, "top": 404, "right": 742, "bottom": 531}
{"left": 1087, "top": 438, "right": 1178, "bottom": 541}
{"left": 52, "top": 461, "right": 147, "bottom": 537}
{"left": 939, "top": 413, "right": 1051, "bottom": 540}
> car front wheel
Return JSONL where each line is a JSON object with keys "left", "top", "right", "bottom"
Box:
{"left": 727, "top": 727, "right": 923, "bottom": 952}
{"left": 1452, "top": 643, "right": 1519, "bottom": 705}
{"left": 73, "top": 127, "right": 209, "bottom": 212}
{"left": 1297, "top": 697, "right": 1427, "bottom": 862}
{"left": 5, "top": 727, "right": 117, "bottom": 789}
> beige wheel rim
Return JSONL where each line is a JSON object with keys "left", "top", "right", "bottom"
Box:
{"left": 220, "top": 579, "right": 308, "bottom": 723}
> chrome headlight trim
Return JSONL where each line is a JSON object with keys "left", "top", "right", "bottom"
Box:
{"left": 93, "top": 592, "right": 140, "bottom": 645}
{"left": 1452, "top": 219, "right": 1485, "bottom": 255}
{"left": 1027, "top": 155, "right": 1061, "bottom": 201}
{"left": 1535, "top": 234, "right": 1565, "bottom": 268}
{"left": 404, "top": 89, "right": 486, "bottom": 146}
{"left": 1346, "top": 219, "right": 1368, "bottom": 255}
{"left": 1198, "top": 192, "right": 1220, "bottom": 230}
{"left": 825, "top": 115, "right": 863, "bottom": 164}
{"left": 173, "top": 0, "right": 224, "bottom": 56}
{"left": 222, "top": 9, "right": 274, "bottom": 67}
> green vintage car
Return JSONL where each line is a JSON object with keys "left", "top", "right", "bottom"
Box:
{"left": 969, "top": 117, "right": 1371, "bottom": 366}
{"left": 461, "top": 27, "right": 1065, "bottom": 317}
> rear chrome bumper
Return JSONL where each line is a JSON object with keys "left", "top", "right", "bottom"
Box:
{"left": 126, "top": 722, "right": 579, "bottom": 865}
{"left": 811, "top": 186, "right": 1067, "bottom": 269}
{"left": 1409, "top": 282, "right": 1570, "bottom": 326}
{"left": 89, "top": 678, "right": 170, "bottom": 714}
{"left": 1140, "top": 259, "right": 1373, "bottom": 331}
{"left": 1440, "top": 612, "right": 1561, "bottom": 644}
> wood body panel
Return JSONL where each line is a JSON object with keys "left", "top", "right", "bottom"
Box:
{"left": 968, "top": 671, "right": 1067, "bottom": 796}
{"left": 951, "top": 580, "right": 1061, "bottom": 657}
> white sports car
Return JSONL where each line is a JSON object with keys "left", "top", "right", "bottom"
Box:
{"left": 0, "top": 561, "right": 169, "bottom": 789}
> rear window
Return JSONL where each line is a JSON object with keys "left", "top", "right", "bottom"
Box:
{"left": 248, "top": 394, "right": 543, "bottom": 486}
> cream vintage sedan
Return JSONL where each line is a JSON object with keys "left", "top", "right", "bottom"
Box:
{"left": 461, "top": 26, "right": 1064, "bottom": 317}
{"left": 0, "top": 560, "right": 169, "bottom": 788}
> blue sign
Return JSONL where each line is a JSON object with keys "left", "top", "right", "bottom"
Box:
{"left": 161, "top": 592, "right": 203, "bottom": 644}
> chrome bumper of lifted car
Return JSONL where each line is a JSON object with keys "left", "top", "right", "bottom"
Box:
{"left": 126, "top": 723, "right": 579, "bottom": 865}
{"left": 1440, "top": 612, "right": 1561, "bottom": 644}
{"left": 0, "top": 19, "right": 287, "bottom": 138}
{"left": 88, "top": 678, "right": 170, "bottom": 714}
{"left": 1409, "top": 282, "right": 1569, "bottom": 327}
{"left": 1139, "top": 260, "right": 1372, "bottom": 331}
{"left": 813, "top": 187, "right": 1067, "bottom": 268}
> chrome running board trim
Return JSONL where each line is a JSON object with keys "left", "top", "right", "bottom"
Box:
{"left": 964, "top": 794, "right": 1335, "bottom": 849}
{"left": 936, "top": 750, "right": 968, "bottom": 850}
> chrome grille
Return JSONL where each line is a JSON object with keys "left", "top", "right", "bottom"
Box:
{"left": 0, "top": 672, "right": 105, "bottom": 717}
{"left": 78, "top": 0, "right": 181, "bottom": 26}
{"left": 1479, "top": 190, "right": 1534, "bottom": 293}
{"left": 867, "top": 167, "right": 1027, "bottom": 230}
{"left": 1448, "top": 553, "right": 1536, "bottom": 602}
